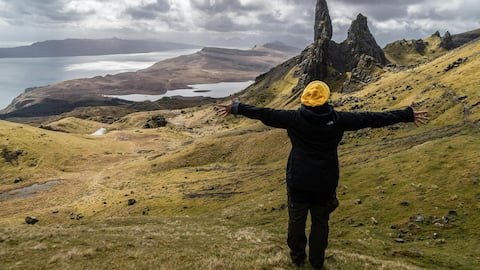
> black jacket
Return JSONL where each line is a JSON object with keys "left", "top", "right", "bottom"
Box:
{"left": 232, "top": 102, "right": 414, "bottom": 195}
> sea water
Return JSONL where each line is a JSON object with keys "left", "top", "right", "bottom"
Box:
{"left": 104, "top": 81, "right": 254, "bottom": 102}
{"left": 0, "top": 49, "right": 201, "bottom": 110}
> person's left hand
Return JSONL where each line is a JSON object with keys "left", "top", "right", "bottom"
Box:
{"left": 413, "top": 110, "right": 429, "bottom": 126}
{"left": 410, "top": 101, "right": 429, "bottom": 126}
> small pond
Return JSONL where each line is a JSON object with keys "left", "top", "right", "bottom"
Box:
{"left": 0, "top": 180, "right": 61, "bottom": 200}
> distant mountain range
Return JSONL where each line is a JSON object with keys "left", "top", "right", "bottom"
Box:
{"left": 0, "top": 38, "right": 200, "bottom": 58}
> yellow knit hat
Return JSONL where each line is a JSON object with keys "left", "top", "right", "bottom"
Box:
{"left": 301, "top": 80, "right": 330, "bottom": 107}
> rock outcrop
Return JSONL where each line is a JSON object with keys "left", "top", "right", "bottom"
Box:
{"left": 412, "top": 39, "right": 427, "bottom": 54}
{"left": 440, "top": 31, "right": 456, "bottom": 50}
{"left": 314, "top": 0, "right": 333, "bottom": 42}
{"left": 330, "top": 14, "right": 388, "bottom": 73}
{"left": 291, "top": 3, "right": 388, "bottom": 94}
{"left": 25, "top": 216, "right": 39, "bottom": 225}
{"left": 323, "top": 13, "right": 388, "bottom": 92}
{"left": 292, "top": 0, "right": 332, "bottom": 93}
{"left": 340, "top": 54, "right": 385, "bottom": 93}
{"left": 143, "top": 115, "right": 167, "bottom": 129}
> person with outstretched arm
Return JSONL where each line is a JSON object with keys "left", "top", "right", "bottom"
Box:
{"left": 217, "top": 81, "right": 429, "bottom": 269}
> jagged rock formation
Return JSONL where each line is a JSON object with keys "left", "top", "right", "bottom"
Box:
{"left": 327, "top": 14, "right": 388, "bottom": 92}
{"left": 292, "top": 0, "right": 332, "bottom": 93}
{"left": 330, "top": 14, "right": 388, "bottom": 73}
{"left": 412, "top": 39, "right": 427, "bottom": 54}
{"left": 440, "top": 31, "right": 455, "bottom": 50}
{"left": 292, "top": 3, "right": 388, "bottom": 94}
{"left": 425, "top": 30, "right": 478, "bottom": 50}
{"left": 314, "top": 0, "right": 333, "bottom": 41}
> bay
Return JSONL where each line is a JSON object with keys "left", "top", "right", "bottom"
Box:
{"left": 0, "top": 49, "right": 200, "bottom": 110}
{"left": 104, "top": 81, "right": 254, "bottom": 102}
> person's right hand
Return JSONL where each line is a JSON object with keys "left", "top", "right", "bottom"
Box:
{"left": 216, "top": 95, "right": 235, "bottom": 117}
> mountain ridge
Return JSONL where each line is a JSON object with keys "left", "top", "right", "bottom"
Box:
{"left": 0, "top": 38, "right": 199, "bottom": 58}
{"left": 384, "top": 29, "right": 480, "bottom": 66}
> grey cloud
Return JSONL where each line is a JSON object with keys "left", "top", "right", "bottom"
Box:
{"left": 331, "top": 1, "right": 413, "bottom": 22}
{"left": 189, "top": 0, "right": 264, "bottom": 33}
{"left": 257, "top": 13, "right": 312, "bottom": 37}
{"left": 1, "top": 0, "right": 91, "bottom": 24}
{"left": 1, "top": 0, "right": 478, "bottom": 50}
{"left": 125, "top": 0, "right": 171, "bottom": 20}
{"left": 190, "top": 0, "right": 261, "bottom": 13}
{"left": 190, "top": 0, "right": 316, "bottom": 36}
{"left": 202, "top": 15, "right": 251, "bottom": 32}
{"left": 334, "top": 0, "right": 422, "bottom": 5}
{"left": 332, "top": 0, "right": 479, "bottom": 22}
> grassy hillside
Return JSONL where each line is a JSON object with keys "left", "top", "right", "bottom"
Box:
{"left": 383, "top": 35, "right": 447, "bottom": 66}
{"left": 1, "top": 39, "right": 479, "bottom": 269}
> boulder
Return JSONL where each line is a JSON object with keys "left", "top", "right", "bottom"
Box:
{"left": 14, "top": 177, "right": 24, "bottom": 184}
{"left": 144, "top": 115, "right": 167, "bottom": 129}
{"left": 25, "top": 216, "right": 39, "bottom": 225}
{"left": 128, "top": 199, "right": 137, "bottom": 206}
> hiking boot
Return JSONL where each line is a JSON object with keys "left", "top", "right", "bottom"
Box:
{"left": 292, "top": 258, "right": 305, "bottom": 267}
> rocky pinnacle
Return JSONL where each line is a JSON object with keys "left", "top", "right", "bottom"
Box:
{"left": 293, "top": 0, "right": 332, "bottom": 93}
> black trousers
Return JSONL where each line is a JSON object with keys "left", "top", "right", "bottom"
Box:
{"left": 287, "top": 190, "right": 339, "bottom": 268}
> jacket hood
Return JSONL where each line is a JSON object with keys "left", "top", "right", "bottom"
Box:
{"left": 299, "top": 104, "right": 335, "bottom": 126}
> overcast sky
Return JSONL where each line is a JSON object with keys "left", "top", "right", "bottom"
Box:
{"left": 0, "top": 0, "right": 479, "bottom": 48}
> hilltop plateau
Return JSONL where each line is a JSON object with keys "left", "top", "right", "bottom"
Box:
{"left": 1, "top": 0, "right": 480, "bottom": 269}
{"left": 384, "top": 29, "right": 480, "bottom": 66}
